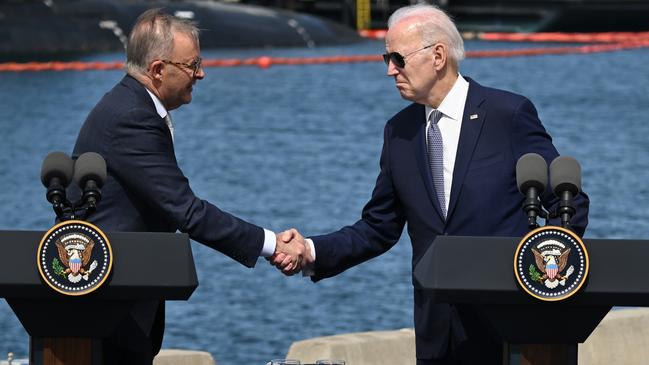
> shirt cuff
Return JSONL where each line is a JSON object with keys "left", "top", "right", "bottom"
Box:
{"left": 302, "top": 238, "right": 316, "bottom": 276}
{"left": 306, "top": 238, "right": 316, "bottom": 261}
{"left": 260, "top": 229, "right": 276, "bottom": 257}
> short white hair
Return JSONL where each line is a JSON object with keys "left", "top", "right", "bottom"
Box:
{"left": 388, "top": 4, "right": 465, "bottom": 66}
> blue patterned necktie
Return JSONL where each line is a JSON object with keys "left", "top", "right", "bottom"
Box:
{"left": 427, "top": 109, "right": 446, "bottom": 218}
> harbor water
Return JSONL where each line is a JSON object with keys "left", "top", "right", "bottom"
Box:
{"left": 1, "top": 39, "right": 648, "bottom": 364}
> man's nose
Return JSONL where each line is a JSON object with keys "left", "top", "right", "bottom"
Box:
{"left": 195, "top": 66, "right": 205, "bottom": 80}
{"left": 387, "top": 59, "right": 399, "bottom": 76}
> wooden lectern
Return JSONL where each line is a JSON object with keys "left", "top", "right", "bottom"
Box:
{"left": 0, "top": 230, "right": 198, "bottom": 365}
{"left": 413, "top": 236, "right": 649, "bottom": 365}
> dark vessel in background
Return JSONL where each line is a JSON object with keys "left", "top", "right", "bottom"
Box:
{"left": 2, "top": 0, "right": 649, "bottom": 60}
{"left": 252, "top": 0, "right": 649, "bottom": 33}
{"left": 444, "top": 0, "right": 649, "bottom": 33}
{"left": 0, "top": 0, "right": 361, "bottom": 60}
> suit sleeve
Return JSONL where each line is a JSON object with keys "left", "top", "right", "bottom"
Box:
{"left": 310, "top": 123, "right": 407, "bottom": 281}
{"left": 109, "top": 107, "right": 264, "bottom": 267}
{"left": 510, "top": 98, "right": 589, "bottom": 236}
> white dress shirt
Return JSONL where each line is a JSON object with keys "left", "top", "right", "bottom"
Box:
{"left": 145, "top": 88, "right": 277, "bottom": 257}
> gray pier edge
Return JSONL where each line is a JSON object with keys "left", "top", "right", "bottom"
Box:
{"left": 286, "top": 308, "right": 649, "bottom": 365}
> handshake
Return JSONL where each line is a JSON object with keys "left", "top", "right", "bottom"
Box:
{"left": 270, "top": 229, "right": 314, "bottom": 276}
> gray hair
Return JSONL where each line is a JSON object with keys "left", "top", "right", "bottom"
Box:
{"left": 125, "top": 8, "right": 200, "bottom": 75}
{"left": 387, "top": 4, "right": 465, "bottom": 67}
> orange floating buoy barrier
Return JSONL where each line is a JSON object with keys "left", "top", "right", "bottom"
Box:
{"left": 358, "top": 29, "right": 388, "bottom": 39}
{"left": 2, "top": 32, "right": 649, "bottom": 72}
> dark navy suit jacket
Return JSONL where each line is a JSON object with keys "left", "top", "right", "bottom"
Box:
{"left": 71, "top": 75, "right": 265, "bottom": 354}
{"left": 310, "top": 77, "right": 589, "bottom": 360}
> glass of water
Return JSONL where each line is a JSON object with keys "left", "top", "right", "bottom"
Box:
{"left": 267, "top": 360, "right": 301, "bottom": 365}
{"left": 316, "top": 361, "right": 345, "bottom": 365}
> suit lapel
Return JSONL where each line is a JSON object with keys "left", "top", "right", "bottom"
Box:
{"left": 123, "top": 75, "right": 175, "bottom": 145}
{"left": 413, "top": 105, "right": 446, "bottom": 221}
{"left": 447, "top": 80, "right": 487, "bottom": 220}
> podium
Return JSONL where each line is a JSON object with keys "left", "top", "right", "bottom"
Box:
{"left": 0, "top": 230, "right": 198, "bottom": 365}
{"left": 413, "top": 236, "right": 649, "bottom": 365}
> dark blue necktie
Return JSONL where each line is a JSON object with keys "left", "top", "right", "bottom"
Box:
{"left": 427, "top": 109, "right": 446, "bottom": 218}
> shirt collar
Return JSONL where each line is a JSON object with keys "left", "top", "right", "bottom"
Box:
{"left": 145, "top": 88, "right": 168, "bottom": 119}
{"left": 425, "top": 74, "right": 469, "bottom": 122}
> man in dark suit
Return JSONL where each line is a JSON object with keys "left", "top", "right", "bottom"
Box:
{"left": 71, "top": 9, "right": 306, "bottom": 364}
{"left": 273, "top": 4, "right": 589, "bottom": 365}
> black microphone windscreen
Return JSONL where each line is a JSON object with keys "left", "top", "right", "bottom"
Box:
{"left": 550, "top": 156, "right": 581, "bottom": 195}
{"left": 516, "top": 153, "right": 547, "bottom": 193}
{"left": 41, "top": 152, "right": 74, "bottom": 187}
{"left": 74, "top": 152, "right": 107, "bottom": 188}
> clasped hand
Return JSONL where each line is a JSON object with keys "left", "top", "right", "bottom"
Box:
{"left": 270, "top": 228, "right": 312, "bottom": 276}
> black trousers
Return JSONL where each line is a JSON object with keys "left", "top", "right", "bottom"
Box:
{"left": 417, "top": 337, "right": 502, "bottom": 365}
{"left": 102, "top": 301, "right": 165, "bottom": 365}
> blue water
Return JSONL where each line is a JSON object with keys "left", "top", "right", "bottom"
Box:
{"left": 1, "top": 39, "right": 649, "bottom": 364}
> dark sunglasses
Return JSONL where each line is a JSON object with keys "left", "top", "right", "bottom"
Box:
{"left": 382, "top": 44, "right": 435, "bottom": 68}
{"left": 161, "top": 57, "right": 202, "bottom": 77}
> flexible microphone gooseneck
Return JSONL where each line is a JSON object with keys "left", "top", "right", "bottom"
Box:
{"left": 550, "top": 156, "right": 582, "bottom": 230}
{"left": 516, "top": 153, "right": 549, "bottom": 229}
{"left": 40, "top": 151, "right": 74, "bottom": 218}
{"left": 73, "top": 152, "right": 107, "bottom": 214}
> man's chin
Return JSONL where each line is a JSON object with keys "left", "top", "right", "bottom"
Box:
{"left": 396, "top": 84, "right": 409, "bottom": 94}
{"left": 396, "top": 88, "right": 413, "bottom": 101}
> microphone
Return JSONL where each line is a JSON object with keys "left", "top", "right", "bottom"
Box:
{"left": 40, "top": 152, "right": 74, "bottom": 211}
{"left": 516, "top": 153, "right": 548, "bottom": 229}
{"left": 550, "top": 156, "right": 581, "bottom": 229}
{"left": 73, "top": 152, "right": 107, "bottom": 210}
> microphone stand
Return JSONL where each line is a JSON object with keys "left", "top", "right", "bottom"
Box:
{"left": 542, "top": 191, "right": 576, "bottom": 231}
{"left": 522, "top": 186, "right": 548, "bottom": 229}
{"left": 52, "top": 199, "right": 99, "bottom": 222}
{"left": 557, "top": 190, "right": 576, "bottom": 230}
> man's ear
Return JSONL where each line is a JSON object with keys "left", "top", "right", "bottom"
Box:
{"left": 149, "top": 60, "right": 165, "bottom": 81}
{"left": 432, "top": 43, "right": 447, "bottom": 71}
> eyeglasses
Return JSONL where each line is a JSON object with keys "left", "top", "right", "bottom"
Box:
{"left": 382, "top": 44, "right": 435, "bottom": 68}
{"left": 161, "top": 57, "right": 202, "bottom": 77}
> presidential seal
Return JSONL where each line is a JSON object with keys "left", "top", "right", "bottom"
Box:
{"left": 37, "top": 220, "right": 112, "bottom": 296}
{"left": 514, "top": 226, "right": 588, "bottom": 301}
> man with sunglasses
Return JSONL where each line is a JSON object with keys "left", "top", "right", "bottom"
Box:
{"left": 70, "top": 8, "right": 306, "bottom": 364}
{"left": 272, "top": 3, "right": 589, "bottom": 365}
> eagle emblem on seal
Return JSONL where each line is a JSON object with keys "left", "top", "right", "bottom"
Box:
{"left": 530, "top": 240, "right": 575, "bottom": 289}
{"left": 53, "top": 233, "right": 99, "bottom": 283}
